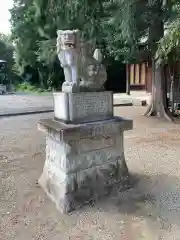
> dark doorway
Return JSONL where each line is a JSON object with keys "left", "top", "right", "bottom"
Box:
{"left": 105, "top": 60, "right": 126, "bottom": 93}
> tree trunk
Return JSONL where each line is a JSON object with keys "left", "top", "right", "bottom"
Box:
{"left": 144, "top": 59, "right": 173, "bottom": 120}
{"left": 145, "top": 1, "right": 173, "bottom": 120}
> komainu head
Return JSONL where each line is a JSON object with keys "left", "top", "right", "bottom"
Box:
{"left": 57, "top": 29, "right": 80, "bottom": 51}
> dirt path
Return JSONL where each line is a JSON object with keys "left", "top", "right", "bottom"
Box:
{"left": 1, "top": 107, "right": 180, "bottom": 239}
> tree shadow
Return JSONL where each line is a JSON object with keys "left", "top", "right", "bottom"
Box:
{"left": 75, "top": 172, "right": 180, "bottom": 230}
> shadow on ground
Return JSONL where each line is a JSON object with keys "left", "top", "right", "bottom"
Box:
{"left": 71, "top": 172, "right": 180, "bottom": 232}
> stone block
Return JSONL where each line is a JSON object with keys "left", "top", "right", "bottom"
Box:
{"left": 132, "top": 99, "right": 147, "bottom": 106}
{"left": 38, "top": 117, "right": 132, "bottom": 213}
{"left": 53, "top": 91, "right": 113, "bottom": 123}
{"left": 39, "top": 152, "right": 127, "bottom": 213}
{"left": 45, "top": 135, "right": 123, "bottom": 174}
{"left": 38, "top": 116, "right": 132, "bottom": 142}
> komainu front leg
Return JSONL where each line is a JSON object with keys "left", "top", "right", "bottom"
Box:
{"left": 63, "top": 66, "right": 72, "bottom": 86}
{"left": 62, "top": 66, "right": 79, "bottom": 92}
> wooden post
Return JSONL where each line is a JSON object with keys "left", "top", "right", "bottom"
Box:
{"left": 139, "top": 63, "right": 142, "bottom": 86}
{"left": 126, "top": 64, "right": 130, "bottom": 95}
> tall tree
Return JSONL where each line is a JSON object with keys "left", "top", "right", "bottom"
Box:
{"left": 11, "top": 0, "right": 109, "bottom": 89}
{"left": 144, "top": 0, "right": 171, "bottom": 119}
{"left": 13, "top": 0, "right": 179, "bottom": 102}
{"left": 10, "top": 0, "right": 42, "bottom": 82}
{"left": 108, "top": 0, "right": 177, "bottom": 120}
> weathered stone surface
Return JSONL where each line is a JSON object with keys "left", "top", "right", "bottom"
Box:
{"left": 39, "top": 153, "right": 128, "bottom": 213}
{"left": 61, "top": 84, "right": 80, "bottom": 93}
{"left": 38, "top": 117, "right": 132, "bottom": 213}
{"left": 38, "top": 116, "right": 132, "bottom": 142}
{"left": 57, "top": 29, "right": 107, "bottom": 92}
{"left": 53, "top": 92, "right": 69, "bottom": 121}
{"left": 57, "top": 29, "right": 81, "bottom": 92}
{"left": 68, "top": 135, "right": 115, "bottom": 153}
{"left": 53, "top": 91, "right": 113, "bottom": 123}
{"left": 45, "top": 134, "right": 123, "bottom": 173}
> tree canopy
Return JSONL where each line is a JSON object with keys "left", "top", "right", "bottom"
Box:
{"left": 0, "top": 33, "right": 14, "bottom": 71}
{"left": 156, "top": 0, "right": 180, "bottom": 64}
{"left": 10, "top": 0, "right": 141, "bottom": 89}
{"left": 10, "top": 0, "right": 180, "bottom": 90}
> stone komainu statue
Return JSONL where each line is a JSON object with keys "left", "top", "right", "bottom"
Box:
{"left": 56, "top": 29, "right": 81, "bottom": 92}
{"left": 57, "top": 29, "right": 107, "bottom": 92}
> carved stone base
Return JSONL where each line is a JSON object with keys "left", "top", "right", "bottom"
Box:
{"left": 53, "top": 91, "right": 113, "bottom": 123}
{"left": 38, "top": 117, "right": 133, "bottom": 213}
{"left": 79, "top": 81, "right": 105, "bottom": 92}
{"left": 61, "top": 83, "right": 79, "bottom": 93}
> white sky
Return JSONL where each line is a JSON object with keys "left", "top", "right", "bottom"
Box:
{"left": 0, "top": 0, "right": 13, "bottom": 34}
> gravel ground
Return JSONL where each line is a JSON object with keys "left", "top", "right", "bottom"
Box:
{"left": 0, "top": 93, "right": 148, "bottom": 116}
{"left": 1, "top": 106, "right": 180, "bottom": 239}
{"left": 0, "top": 94, "right": 53, "bottom": 115}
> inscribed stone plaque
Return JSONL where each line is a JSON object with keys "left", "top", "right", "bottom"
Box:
{"left": 53, "top": 91, "right": 113, "bottom": 123}
{"left": 69, "top": 92, "right": 113, "bottom": 122}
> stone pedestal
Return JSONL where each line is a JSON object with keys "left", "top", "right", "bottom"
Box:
{"left": 53, "top": 91, "right": 113, "bottom": 123}
{"left": 38, "top": 117, "right": 132, "bottom": 213}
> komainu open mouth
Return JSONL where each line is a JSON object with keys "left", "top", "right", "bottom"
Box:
{"left": 64, "top": 42, "right": 75, "bottom": 48}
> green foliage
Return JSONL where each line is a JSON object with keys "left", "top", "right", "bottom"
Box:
{"left": 16, "top": 82, "right": 37, "bottom": 92}
{"left": 10, "top": 1, "right": 40, "bottom": 73}
{"left": 10, "top": 0, "right": 180, "bottom": 90}
{"left": 15, "top": 82, "right": 51, "bottom": 94}
{"left": 156, "top": 0, "right": 180, "bottom": 64}
{"left": 10, "top": 0, "right": 112, "bottom": 90}
{"left": 0, "top": 33, "right": 14, "bottom": 71}
{"left": 107, "top": 0, "right": 180, "bottom": 64}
